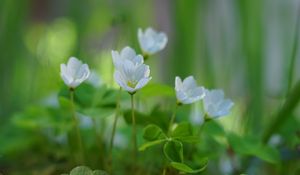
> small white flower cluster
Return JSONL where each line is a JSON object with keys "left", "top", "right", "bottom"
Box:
{"left": 111, "top": 27, "right": 168, "bottom": 94}
{"left": 59, "top": 27, "right": 233, "bottom": 119}
{"left": 175, "top": 76, "right": 234, "bottom": 119}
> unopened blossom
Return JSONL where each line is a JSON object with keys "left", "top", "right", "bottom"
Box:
{"left": 175, "top": 76, "right": 205, "bottom": 104}
{"left": 111, "top": 46, "right": 144, "bottom": 70}
{"left": 203, "top": 89, "right": 234, "bottom": 118}
{"left": 114, "top": 59, "right": 151, "bottom": 94}
{"left": 138, "top": 27, "right": 168, "bottom": 55}
{"left": 60, "top": 57, "right": 90, "bottom": 88}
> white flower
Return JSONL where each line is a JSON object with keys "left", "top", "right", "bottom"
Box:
{"left": 60, "top": 57, "right": 90, "bottom": 88}
{"left": 175, "top": 76, "right": 205, "bottom": 104}
{"left": 111, "top": 46, "right": 144, "bottom": 70}
{"left": 203, "top": 89, "right": 234, "bottom": 118}
{"left": 138, "top": 27, "right": 168, "bottom": 55}
{"left": 114, "top": 59, "right": 152, "bottom": 93}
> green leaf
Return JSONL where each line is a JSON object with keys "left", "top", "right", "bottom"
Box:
{"left": 92, "top": 170, "right": 109, "bottom": 175}
{"left": 228, "top": 133, "right": 260, "bottom": 155}
{"left": 163, "top": 140, "right": 183, "bottom": 162}
{"left": 228, "top": 133, "right": 280, "bottom": 164}
{"left": 123, "top": 108, "right": 171, "bottom": 130}
{"left": 176, "top": 136, "right": 200, "bottom": 143}
{"left": 170, "top": 162, "right": 207, "bottom": 174}
{"left": 123, "top": 110, "right": 149, "bottom": 125}
{"left": 139, "top": 139, "right": 166, "bottom": 151}
{"left": 143, "top": 124, "right": 166, "bottom": 141}
{"left": 256, "top": 145, "right": 280, "bottom": 164}
{"left": 82, "top": 107, "right": 115, "bottom": 118}
{"left": 203, "top": 120, "right": 225, "bottom": 137}
{"left": 139, "top": 83, "right": 175, "bottom": 98}
{"left": 70, "top": 166, "right": 93, "bottom": 175}
{"left": 171, "top": 122, "right": 193, "bottom": 137}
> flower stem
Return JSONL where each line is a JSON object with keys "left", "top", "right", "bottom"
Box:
{"left": 70, "top": 89, "right": 85, "bottom": 164}
{"left": 168, "top": 103, "right": 179, "bottom": 135}
{"left": 92, "top": 118, "right": 104, "bottom": 166}
{"left": 197, "top": 114, "right": 208, "bottom": 136}
{"left": 287, "top": 2, "right": 300, "bottom": 94}
{"left": 162, "top": 167, "right": 167, "bottom": 175}
{"left": 108, "top": 87, "right": 122, "bottom": 173}
{"left": 130, "top": 94, "right": 137, "bottom": 166}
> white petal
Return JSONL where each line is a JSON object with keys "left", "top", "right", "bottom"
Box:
{"left": 111, "top": 50, "right": 122, "bottom": 68}
{"left": 209, "top": 90, "right": 225, "bottom": 103}
{"left": 176, "top": 90, "right": 188, "bottom": 103}
{"left": 156, "top": 32, "right": 168, "bottom": 50}
{"left": 69, "top": 80, "right": 82, "bottom": 88}
{"left": 67, "top": 57, "right": 82, "bottom": 77}
{"left": 76, "top": 64, "right": 90, "bottom": 81}
{"left": 121, "top": 47, "right": 138, "bottom": 63}
{"left": 61, "top": 74, "right": 72, "bottom": 87}
{"left": 133, "top": 64, "right": 150, "bottom": 82}
{"left": 145, "top": 27, "right": 155, "bottom": 36}
{"left": 134, "top": 77, "right": 152, "bottom": 91}
{"left": 190, "top": 87, "right": 205, "bottom": 99}
{"left": 114, "top": 70, "right": 136, "bottom": 93}
{"left": 182, "top": 76, "right": 197, "bottom": 90}
{"left": 175, "top": 76, "right": 183, "bottom": 91}
{"left": 133, "top": 55, "right": 144, "bottom": 65}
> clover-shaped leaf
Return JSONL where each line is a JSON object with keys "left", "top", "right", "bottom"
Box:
{"left": 143, "top": 124, "right": 166, "bottom": 141}
{"left": 170, "top": 161, "right": 207, "bottom": 174}
{"left": 163, "top": 140, "right": 183, "bottom": 163}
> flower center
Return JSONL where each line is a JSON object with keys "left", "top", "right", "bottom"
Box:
{"left": 127, "top": 81, "right": 137, "bottom": 88}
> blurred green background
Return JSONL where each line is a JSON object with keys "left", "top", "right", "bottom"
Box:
{"left": 0, "top": 0, "right": 300, "bottom": 174}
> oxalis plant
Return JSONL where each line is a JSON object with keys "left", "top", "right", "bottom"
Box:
{"left": 59, "top": 27, "right": 234, "bottom": 175}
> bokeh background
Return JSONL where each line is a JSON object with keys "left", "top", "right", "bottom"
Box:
{"left": 1, "top": 0, "right": 300, "bottom": 174}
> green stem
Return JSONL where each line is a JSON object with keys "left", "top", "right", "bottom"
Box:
{"left": 197, "top": 114, "right": 208, "bottom": 136}
{"left": 162, "top": 167, "right": 167, "bottom": 175}
{"left": 70, "top": 89, "right": 85, "bottom": 164}
{"left": 263, "top": 81, "right": 300, "bottom": 143}
{"left": 287, "top": 2, "right": 300, "bottom": 94}
{"left": 108, "top": 87, "right": 122, "bottom": 173}
{"left": 131, "top": 94, "right": 137, "bottom": 167}
{"left": 168, "top": 103, "right": 180, "bottom": 135}
{"left": 92, "top": 118, "right": 103, "bottom": 166}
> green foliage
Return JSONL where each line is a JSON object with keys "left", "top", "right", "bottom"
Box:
{"left": 143, "top": 124, "right": 166, "bottom": 141}
{"left": 1, "top": 0, "right": 299, "bottom": 174}
{"left": 139, "top": 139, "right": 166, "bottom": 151}
{"left": 228, "top": 133, "right": 280, "bottom": 164}
{"left": 139, "top": 83, "right": 175, "bottom": 98}
{"left": 123, "top": 108, "right": 169, "bottom": 130}
{"left": 69, "top": 166, "right": 108, "bottom": 175}
{"left": 163, "top": 140, "right": 184, "bottom": 163}
{"left": 170, "top": 161, "right": 207, "bottom": 174}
